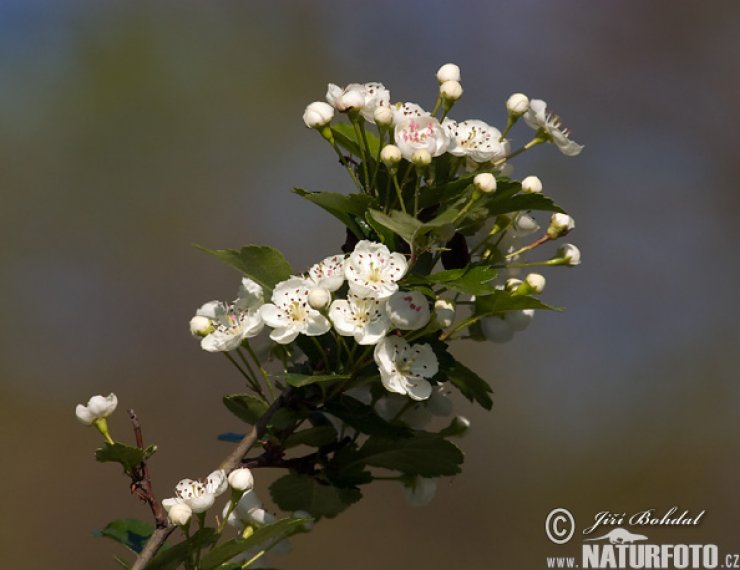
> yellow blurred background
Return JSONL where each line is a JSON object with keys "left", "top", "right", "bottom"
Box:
{"left": 2, "top": 1, "right": 740, "bottom": 568}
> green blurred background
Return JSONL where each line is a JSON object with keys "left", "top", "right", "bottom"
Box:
{"left": 2, "top": 1, "right": 740, "bottom": 568}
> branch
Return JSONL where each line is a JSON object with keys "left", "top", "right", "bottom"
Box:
{"left": 128, "top": 410, "right": 168, "bottom": 528}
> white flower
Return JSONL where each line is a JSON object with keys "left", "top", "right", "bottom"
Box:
{"left": 307, "top": 287, "right": 331, "bottom": 310}
{"left": 387, "top": 290, "right": 431, "bottom": 331}
{"left": 232, "top": 489, "right": 263, "bottom": 523}
{"left": 259, "top": 277, "right": 331, "bottom": 344}
{"left": 440, "top": 80, "right": 463, "bottom": 102}
{"left": 473, "top": 172, "right": 496, "bottom": 194}
{"left": 394, "top": 116, "right": 449, "bottom": 160}
{"left": 345, "top": 240, "right": 408, "bottom": 299}
{"left": 443, "top": 119, "right": 508, "bottom": 163}
{"left": 547, "top": 212, "right": 575, "bottom": 239}
{"left": 380, "top": 144, "right": 402, "bottom": 167}
{"left": 525, "top": 273, "right": 546, "bottom": 294}
{"left": 167, "top": 503, "right": 193, "bottom": 526}
{"left": 506, "top": 93, "right": 529, "bottom": 116}
{"left": 163, "top": 470, "right": 228, "bottom": 514}
{"left": 481, "top": 317, "right": 514, "bottom": 343}
{"left": 404, "top": 477, "right": 437, "bottom": 507}
{"left": 389, "top": 101, "right": 430, "bottom": 126}
{"left": 228, "top": 468, "right": 255, "bottom": 492}
{"left": 436, "top": 63, "right": 461, "bottom": 83}
{"left": 75, "top": 393, "right": 118, "bottom": 425}
{"left": 249, "top": 508, "right": 277, "bottom": 526}
{"left": 434, "top": 299, "right": 456, "bottom": 328}
{"left": 374, "top": 336, "right": 439, "bottom": 401}
{"left": 308, "top": 254, "right": 346, "bottom": 292}
{"left": 521, "top": 175, "right": 542, "bottom": 194}
{"left": 326, "top": 83, "right": 365, "bottom": 112}
{"left": 523, "top": 99, "right": 583, "bottom": 156}
{"left": 556, "top": 243, "right": 582, "bottom": 266}
{"left": 302, "top": 101, "right": 334, "bottom": 128}
{"left": 329, "top": 293, "right": 391, "bottom": 345}
{"left": 359, "top": 82, "right": 390, "bottom": 122}
{"left": 504, "top": 309, "right": 534, "bottom": 331}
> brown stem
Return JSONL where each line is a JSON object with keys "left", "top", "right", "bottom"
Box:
{"left": 128, "top": 410, "right": 168, "bottom": 527}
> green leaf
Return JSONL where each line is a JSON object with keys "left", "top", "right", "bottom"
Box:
{"left": 95, "top": 443, "right": 157, "bottom": 474}
{"left": 325, "top": 444, "right": 374, "bottom": 487}
{"left": 437, "top": 351, "right": 493, "bottom": 410}
{"left": 283, "top": 425, "right": 337, "bottom": 449}
{"left": 293, "top": 189, "right": 374, "bottom": 239}
{"left": 323, "top": 395, "right": 410, "bottom": 438}
{"left": 405, "top": 265, "right": 498, "bottom": 296}
{"left": 200, "top": 518, "right": 310, "bottom": 570}
{"left": 474, "top": 290, "right": 560, "bottom": 316}
{"left": 367, "top": 209, "right": 422, "bottom": 245}
{"left": 270, "top": 474, "right": 361, "bottom": 518}
{"left": 484, "top": 189, "right": 564, "bottom": 217}
{"left": 148, "top": 528, "right": 218, "bottom": 570}
{"left": 354, "top": 434, "right": 464, "bottom": 476}
{"left": 223, "top": 394, "right": 268, "bottom": 425}
{"left": 195, "top": 244, "right": 292, "bottom": 293}
{"left": 278, "top": 372, "right": 350, "bottom": 388}
{"left": 331, "top": 123, "right": 380, "bottom": 156}
{"left": 364, "top": 210, "right": 397, "bottom": 248}
{"left": 95, "top": 519, "right": 153, "bottom": 554}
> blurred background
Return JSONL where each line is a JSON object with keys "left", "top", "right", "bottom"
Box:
{"left": 2, "top": 1, "right": 740, "bottom": 567}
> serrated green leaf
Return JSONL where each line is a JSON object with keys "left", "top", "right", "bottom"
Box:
{"left": 148, "top": 528, "right": 218, "bottom": 570}
{"left": 195, "top": 244, "right": 292, "bottom": 293}
{"left": 277, "top": 372, "right": 350, "bottom": 388}
{"left": 367, "top": 209, "right": 422, "bottom": 245}
{"left": 484, "top": 188, "right": 564, "bottom": 217}
{"left": 223, "top": 394, "right": 268, "bottom": 425}
{"left": 354, "top": 434, "right": 464, "bottom": 476}
{"left": 283, "top": 425, "right": 337, "bottom": 449}
{"left": 474, "top": 290, "right": 560, "bottom": 316}
{"left": 364, "top": 210, "right": 397, "bottom": 248}
{"left": 270, "top": 474, "right": 361, "bottom": 518}
{"left": 293, "top": 189, "right": 375, "bottom": 239}
{"left": 405, "top": 265, "right": 498, "bottom": 296}
{"left": 200, "top": 518, "right": 309, "bottom": 570}
{"left": 325, "top": 444, "right": 374, "bottom": 487}
{"left": 95, "top": 519, "right": 153, "bottom": 554}
{"left": 437, "top": 351, "right": 493, "bottom": 410}
{"left": 95, "top": 443, "right": 157, "bottom": 474}
{"left": 323, "top": 395, "right": 410, "bottom": 438}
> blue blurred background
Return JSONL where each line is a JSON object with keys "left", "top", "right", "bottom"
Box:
{"left": 2, "top": 1, "right": 740, "bottom": 567}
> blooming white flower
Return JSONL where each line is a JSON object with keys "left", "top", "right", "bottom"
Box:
{"left": 329, "top": 293, "right": 391, "bottom": 345}
{"left": 373, "top": 336, "right": 439, "bottom": 401}
{"left": 394, "top": 116, "right": 449, "bottom": 161}
{"left": 260, "top": 277, "right": 331, "bottom": 344}
{"left": 228, "top": 468, "right": 255, "bottom": 492}
{"left": 556, "top": 243, "right": 582, "bottom": 266}
{"left": 521, "top": 175, "right": 542, "bottom": 194}
{"left": 525, "top": 273, "right": 546, "bottom": 293}
{"left": 404, "top": 477, "right": 438, "bottom": 507}
{"left": 547, "top": 212, "right": 575, "bottom": 239}
{"left": 167, "top": 503, "right": 193, "bottom": 526}
{"left": 440, "top": 80, "right": 463, "bottom": 102}
{"left": 359, "top": 82, "right": 390, "bottom": 122}
{"left": 480, "top": 316, "right": 514, "bottom": 343}
{"left": 326, "top": 83, "right": 365, "bottom": 112}
{"left": 436, "top": 63, "right": 461, "bottom": 83}
{"left": 302, "top": 101, "right": 334, "bottom": 128}
{"left": 434, "top": 299, "right": 456, "bottom": 328}
{"left": 523, "top": 99, "right": 583, "bottom": 156}
{"left": 473, "top": 172, "right": 496, "bottom": 194}
{"left": 75, "top": 393, "right": 118, "bottom": 425}
{"left": 387, "top": 290, "right": 431, "bottom": 331}
{"left": 380, "top": 144, "right": 402, "bottom": 167}
{"left": 389, "top": 101, "right": 430, "bottom": 125}
{"left": 163, "top": 470, "right": 228, "bottom": 514}
{"left": 506, "top": 93, "right": 529, "bottom": 116}
{"left": 443, "top": 119, "right": 508, "bottom": 163}
{"left": 504, "top": 309, "right": 534, "bottom": 331}
{"left": 345, "top": 240, "right": 408, "bottom": 299}
{"left": 308, "top": 254, "right": 346, "bottom": 292}
{"left": 307, "top": 287, "right": 331, "bottom": 310}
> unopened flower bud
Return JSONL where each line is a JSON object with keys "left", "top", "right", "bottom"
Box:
{"left": 436, "top": 63, "right": 461, "bottom": 83}
{"left": 504, "top": 309, "right": 534, "bottom": 332}
{"left": 473, "top": 172, "right": 496, "bottom": 194}
{"left": 525, "top": 273, "right": 546, "bottom": 294}
{"left": 506, "top": 93, "right": 529, "bottom": 116}
{"left": 380, "top": 144, "right": 402, "bottom": 167}
{"left": 302, "top": 101, "right": 334, "bottom": 129}
{"left": 373, "top": 105, "right": 393, "bottom": 127}
{"left": 168, "top": 503, "right": 193, "bottom": 526}
{"left": 505, "top": 278, "right": 523, "bottom": 293}
{"left": 228, "top": 468, "right": 255, "bottom": 492}
{"left": 434, "top": 299, "right": 455, "bottom": 328}
{"left": 411, "top": 149, "right": 432, "bottom": 167}
{"left": 189, "top": 315, "right": 212, "bottom": 337}
{"left": 514, "top": 213, "right": 540, "bottom": 235}
{"left": 481, "top": 317, "right": 514, "bottom": 343}
{"left": 440, "top": 80, "right": 463, "bottom": 102}
{"left": 75, "top": 393, "right": 118, "bottom": 426}
{"left": 521, "top": 175, "right": 542, "bottom": 194}
{"left": 308, "top": 287, "right": 331, "bottom": 310}
{"left": 547, "top": 213, "right": 575, "bottom": 239}
{"left": 555, "top": 243, "right": 581, "bottom": 266}
{"left": 404, "top": 477, "right": 438, "bottom": 507}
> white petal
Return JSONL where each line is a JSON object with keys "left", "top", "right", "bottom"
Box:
{"left": 259, "top": 304, "right": 287, "bottom": 328}
{"left": 236, "top": 278, "right": 264, "bottom": 308}
{"left": 380, "top": 371, "right": 408, "bottom": 396}
{"left": 303, "top": 313, "right": 331, "bottom": 336}
{"left": 75, "top": 404, "right": 95, "bottom": 425}
{"left": 201, "top": 330, "right": 241, "bottom": 352}
{"left": 162, "top": 497, "right": 183, "bottom": 512}
{"left": 408, "top": 343, "right": 439, "bottom": 378}
{"left": 270, "top": 326, "right": 299, "bottom": 345}
{"left": 204, "top": 469, "right": 228, "bottom": 496}
{"left": 187, "top": 493, "right": 215, "bottom": 514}
{"left": 374, "top": 336, "right": 402, "bottom": 375}
{"left": 404, "top": 377, "right": 433, "bottom": 401}
{"left": 356, "top": 314, "right": 390, "bottom": 345}
{"left": 235, "top": 489, "right": 263, "bottom": 520}
{"left": 196, "top": 300, "right": 227, "bottom": 320}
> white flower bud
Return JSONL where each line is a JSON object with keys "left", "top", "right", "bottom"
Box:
{"left": 189, "top": 315, "right": 212, "bottom": 337}
{"left": 504, "top": 309, "right": 534, "bottom": 332}
{"left": 75, "top": 393, "right": 118, "bottom": 425}
{"left": 521, "top": 175, "right": 542, "bottom": 194}
{"left": 481, "top": 317, "right": 514, "bottom": 343}
{"left": 547, "top": 212, "right": 575, "bottom": 239}
{"left": 514, "top": 213, "right": 539, "bottom": 235}
{"left": 249, "top": 508, "right": 277, "bottom": 526}
{"left": 168, "top": 502, "right": 193, "bottom": 526}
{"left": 525, "top": 273, "right": 546, "bottom": 293}
{"left": 373, "top": 105, "right": 393, "bottom": 127}
{"left": 473, "top": 172, "right": 496, "bottom": 193}
{"left": 302, "top": 101, "right": 334, "bottom": 129}
{"left": 505, "top": 278, "right": 523, "bottom": 292}
{"left": 506, "top": 93, "right": 529, "bottom": 116}
{"left": 307, "top": 287, "right": 331, "bottom": 310}
{"left": 411, "top": 149, "right": 432, "bottom": 167}
{"left": 446, "top": 415, "right": 471, "bottom": 437}
{"left": 387, "top": 291, "right": 431, "bottom": 331}
{"left": 556, "top": 243, "right": 582, "bottom": 266}
{"left": 434, "top": 299, "right": 455, "bottom": 328}
{"left": 404, "top": 477, "right": 437, "bottom": 507}
{"left": 440, "top": 80, "right": 463, "bottom": 102}
{"left": 227, "top": 468, "right": 255, "bottom": 492}
{"left": 380, "top": 144, "right": 402, "bottom": 167}
{"left": 436, "top": 63, "right": 461, "bottom": 83}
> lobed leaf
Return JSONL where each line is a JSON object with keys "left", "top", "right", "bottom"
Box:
{"left": 195, "top": 244, "right": 292, "bottom": 293}
{"left": 270, "top": 474, "right": 362, "bottom": 518}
